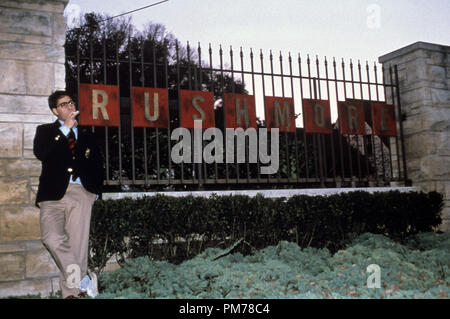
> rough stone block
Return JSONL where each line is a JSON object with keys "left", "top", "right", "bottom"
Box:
{"left": 420, "top": 155, "right": 450, "bottom": 180}
{"left": 29, "top": 176, "right": 40, "bottom": 186}
{"left": 0, "top": 177, "right": 28, "bottom": 205}
{"left": 0, "top": 8, "right": 52, "bottom": 37}
{"left": 0, "top": 42, "right": 65, "bottom": 63}
{"left": 29, "top": 177, "right": 40, "bottom": 204}
{"left": 405, "top": 58, "right": 427, "bottom": 84}
{"left": 422, "top": 107, "right": 450, "bottom": 131}
{"left": 26, "top": 249, "right": 58, "bottom": 278}
{"left": 24, "top": 123, "right": 40, "bottom": 150}
{"left": 24, "top": 240, "right": 45, "bottom": 251}
{"left": 54, "top": 62, "right": 66, "bottom": 90}
{"left": 400, "top": 88, "right": 432, "bottom": 111}
{"left": 29, "top": 185, "right": 38, "bottom": 205}
{"left": 24, "top": 61, "right": 54, "bottom": 96}
{"left": 407, "top": 170, "right": 421, "bottom": 184}
{"left": 404, "top": 133, "right": 436, "bottom": 158}
{"left": 0, "top": 60, "right": 26, "bottom": 94}
{"left": 436, "top": 181, "right": 450, "bottom": 200}
{"left": 0, "top": 159, "right": 41, "bottom": 177}
{"left": 0, "top": 94, "right": 48, "bottom": 114}
{"left": 403, "top": 106, "right": 450, "bottom": 134}
{"left": 0, "top": 31, "right": 51, "bottom": 45}
{"left": 0, "top": 123, "right": 23, "bottom": 157}
{"left": 52, "top": 12, "right": 66, "bottom": 46}
{"left": 427, "top": 65, "right": 447, "bottom": 86}
{"left": 0, "top": 253, "right": 25, "bottom": 281}
{"left": 403, "top": 114, "right": 425, "bottom": 137}
{"left": 436, "top": 132, "right": 450, "bottom": 156}
{"left": 0, "top": 113, "right": 53, "bottom": 123}
{"left": 0, "top": 278, "right": 55, "bottom": 298}
{"left": 0, "top": 242, "right": 25, "bottom": 254}
{"left": 0, "top": 206, "right": 41, "bottom": 241}
{"left": 1, "top": 0, "right": 67, "bottom": 14}
{"left": 2, "top": 0, "right": 69, "bottom": 13}
{"left": 0, "top": 60, "right": 54, "bottom": 96}
{"left": 430, "top": 88, "right": 450, "bottom": 106}
{"left": 24, "top": 149, "right": 36, "bottom": 159}
{"left": 426, "top": 50, "right": 447, "bottom": 66}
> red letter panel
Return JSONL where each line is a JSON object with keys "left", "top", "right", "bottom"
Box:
{"left": 302, "top": 99, "right": 332, "bottom": 134}
{"left": 264, "top": 96, "right": 296, "bottom": 132}
{"left": 371, "top": 102, "right": 397, "bottom": 136}
{"left": 79, "top": 83, "right": 119, "bottom": 127}
{"left": 179, "top": 90, "right": 215, "bottom": 129}
{"left": 224, "top": 93, "right": 257, "bottom": 129}
{"left": 338, "top": 100, "right": 366, "bottom": 135}
{"left": 132, "top": 87, "right": 169, "bottom": 128}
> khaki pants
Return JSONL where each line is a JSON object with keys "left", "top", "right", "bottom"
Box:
{"left": 39, "top": 183, "right": 96, "bottom": 298}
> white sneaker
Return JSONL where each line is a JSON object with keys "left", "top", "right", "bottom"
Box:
{"left": 87, "top": 271, "right": 98, "bottom": 298}
{"left": 80, "top": 274, "right": 90, "bottom": 291}
{"left": 79, "top": 271, "right": 98, "bottom": 298}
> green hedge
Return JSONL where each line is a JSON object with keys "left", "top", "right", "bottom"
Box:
{"left": 89, "top": 190, "right": 443, "bottom": 272}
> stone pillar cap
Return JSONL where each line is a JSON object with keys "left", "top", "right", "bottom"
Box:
{"left": 379, "top": 41, "right": 450, "bottom": 64}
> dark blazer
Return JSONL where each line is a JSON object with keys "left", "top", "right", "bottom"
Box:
{"left": 33, "top": 120, "right": 104, "bottom": 207}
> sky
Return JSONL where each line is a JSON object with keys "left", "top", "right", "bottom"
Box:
{"left": 64, "top": 0, "right": 450, "bottom": 121}
{"left": 65, "top": 0, "right": 450, "bottom": 64}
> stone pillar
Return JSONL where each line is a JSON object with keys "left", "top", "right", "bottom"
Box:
{"left": 0, "top": 0, "right": 68, "bottom": 297}
{"left": 379, "top": 42, "right": 450, "bottom": 231}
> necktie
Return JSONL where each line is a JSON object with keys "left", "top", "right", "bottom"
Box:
{"left": 67, "top": 129, "right": 78, "bottom": 181}
{"left": 67, "top": 129, "right": 76, "bottom": 154}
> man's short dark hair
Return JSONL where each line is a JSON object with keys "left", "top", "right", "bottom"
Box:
{"left": 48, "top": 90, "right": 74, "bottom": 110}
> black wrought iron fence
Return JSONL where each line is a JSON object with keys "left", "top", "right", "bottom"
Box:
{"left": 65, "top": 35, "right": 408, "bottom": 192}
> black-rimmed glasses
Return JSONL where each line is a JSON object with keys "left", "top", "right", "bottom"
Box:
{"left": 57, "top": 100, "right": 76, "bottom": 108}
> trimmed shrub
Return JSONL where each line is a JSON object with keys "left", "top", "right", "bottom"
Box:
{"left": 89, "top": 190, "right": 443, "bottom": 272}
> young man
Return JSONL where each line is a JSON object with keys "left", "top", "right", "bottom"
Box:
{"left": 34, "top": 91, "right": 104, "bottom": 299}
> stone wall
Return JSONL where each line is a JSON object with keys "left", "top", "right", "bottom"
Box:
{"left": 0, "top": 0, "right": 67, "bottom": 297}
{"left": 379, "top": 42, "right": 450, "bottom": 231}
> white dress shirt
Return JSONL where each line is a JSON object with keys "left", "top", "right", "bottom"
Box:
{"left": 58, "top": 120, "right": 82, "bottom": 185}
